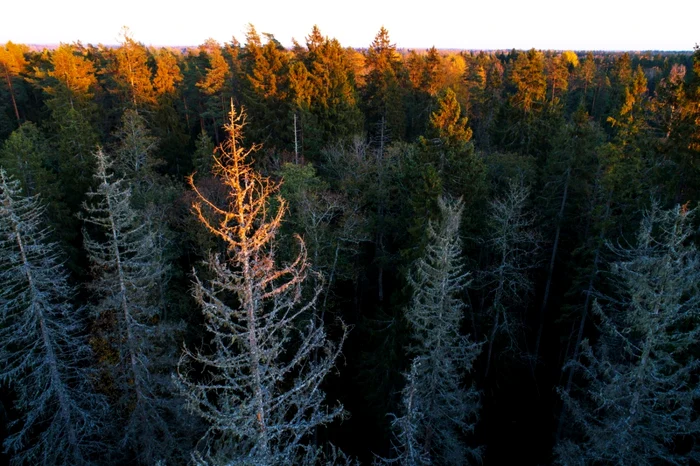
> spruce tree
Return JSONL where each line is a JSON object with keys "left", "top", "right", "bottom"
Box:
{"left": 481, "top": 179, "right": 539, "bottom": 375}
{"left": 386, "top": 197, "right": 481, "bottom": 465}
{"left": 0, "top": 169, "right": 105, "bottom": 465}
{"left": 383, "top": 360, "right": 431, "bottom": 466}
{"left": 81, "top": 149, "right": 174, "bottom": 463}
{"left": 556, "top": 204, "right": 700, "bottom": 465}
{"left": 176, "top": 105, "right": 346, "bottom": 465}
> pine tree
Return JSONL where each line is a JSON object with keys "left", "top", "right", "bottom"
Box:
{"left": 362, "top": 27, "right": 405, "bottom": 141}
{"left": 46, "top": 43, "right": 98, "bottom": 113}
{"left": 386, "top": 197, "right": 481, "bottom": 465}
{"left": 153, "top": 48, "right": 183, "bottom": 98}
{"left": 0, "top": 169, "right": 105, "bottom": 465}
{"left": 81, "top": 149, "right": 174, "bottom": 463}
{"left": 42, "top": 43, "right": 100, "bottom": 213}
{"left": 112, "top": 27, "right": 155, "bottom": 111}
{"left": 0, "top": 41, "right": 28, "bottom": 123}
{"left": 176, "top": 105, "right": 346, "bottom": 465}
{"left": 510, "top": 49, "right": 546, "bottom": 114}
{"left": 196, "top": 39, "right": 230, "bottom": 141}
{"left": 556, "top": 204, "right": 700, "bottom": 465}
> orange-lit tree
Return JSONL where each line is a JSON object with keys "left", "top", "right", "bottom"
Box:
{"left": 177, "top": 104, "right": 346, "bottom": 465}
{"left": 0, "top": 41, "right": 28, "bottom": 123}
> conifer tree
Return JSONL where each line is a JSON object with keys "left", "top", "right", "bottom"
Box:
{"left": 481, "top": 179, "right": 539, "bottom": 375}
{"left": 417, "top": 88, "right": 486, "bottom": 238}
{"left": 556, "top": 204, "right": 700, "bottom": 465}
{"left": 0, "top": 41, "right": 28, "bottom": 123}
{"left": 192, "top": 128, "right": 216, "bottom": 178}
{"left": 0, "top": 169, "right": 105, "bottom": 465}
{"left": 300, "top": 25, "right": 362, "bottom": 154}
{"left": 81, "top": 149, "right": 174, "bottom": 463}
{"left": 383, "top": 360, "right": 431, "bottom": 466}
{"left": 153, "top": 48, "right": 183, "bottom": 98}
{"left": 39, "top": 44, "right": 100, "bottom": 213}
{"left": 177, "top": 105, "right": 346, "bottom": 465}
{"left": 112, "top": 108, "right": 160, "bottom": 183}
{"left": 386, "top": 197, "right": 481, "bottom": 465}
{"left": 510, "top": 49, "right": 546, "bottom": 114}
{"left": 363, "top": 27, "right": 405, "bottom": 141}
{"left": 0, "top": 122, "right": 74, "bottom": 248}
{"left": 197, "top": 39, "right": 230, "bottom": 141}
{"left": 0, "top": 122, "right": 57, "bottom": 198}
{"left": 46, "top": 43, "right": 98, "bottom": 113}
{"left": 112, "top": 28, "right": 155, "bottom": 111}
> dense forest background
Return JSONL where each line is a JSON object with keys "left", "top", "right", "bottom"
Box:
{"left": 1, "top": 25, "right": 699, "bottom": 465}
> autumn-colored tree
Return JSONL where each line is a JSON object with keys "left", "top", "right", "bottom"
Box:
{"left": 427, "top": 88, "right": 473, "bottom": 151}
{"left": 547, "top": 53, "right": 573, "bottom": 103}
{"left": 417, "top": 88, "right": 486, "bottom": 238}
{"left": 153, "top": 48, "right": 182, "bottom": 97}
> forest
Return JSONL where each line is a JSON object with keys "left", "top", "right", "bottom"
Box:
{"left": 0, "top": 24, "right": 699, "bottom": 465}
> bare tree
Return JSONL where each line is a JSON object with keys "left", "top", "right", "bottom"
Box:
{"left": 81, "top": 149, "right": 174, "bottom": 463}
{"left": 556, "top": 204, "right": 700, "bottom": 465}
{"left": 480, "top": 179, "right": 539, "bottom": 376}
{"left": 176, "top": 105, "right": 347, "bottom": 465}
{"left": 381, "top": 360, "right": 431, "bottom": 466}
{"left": 0, "top": 169, "right": 105, "bottom": 465}
{"left": 383, "top": 197, "right": 481, "bottom": 465}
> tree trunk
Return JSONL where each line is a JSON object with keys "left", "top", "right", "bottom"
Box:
{"left": 4, "top": 69, "right": 20, "bottom": 123}
{"left": 535, "top": 166, "right": 571, "bottom": 361}
{"left": 13, "top": 212, "right": 80, "bottom": 460}
{"left": 556, "top": 197, "right": 610, "bottom": 440}
{"left": 485, "top": 309, "right": 499, "bottom": 378}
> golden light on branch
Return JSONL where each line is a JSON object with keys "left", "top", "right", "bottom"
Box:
{"left": 179, "top": 102, "right": 346, "bottom": 463}
{"left": 188, "top": 104, "right": 283, "bottom": 253}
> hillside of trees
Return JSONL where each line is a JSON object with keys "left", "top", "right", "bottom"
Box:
{"left": 1, "top": 25, "right": 699, "bottom": 465}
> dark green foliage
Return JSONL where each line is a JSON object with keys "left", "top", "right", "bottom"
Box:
{"left": 0, "top": 33, "right": 698, "bottom": 466}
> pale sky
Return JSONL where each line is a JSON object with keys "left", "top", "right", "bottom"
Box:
{"left": 1, "top": 0, "right": 697, "bottom": 51}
